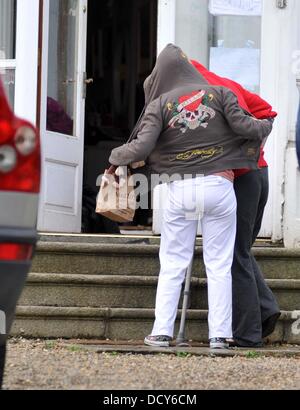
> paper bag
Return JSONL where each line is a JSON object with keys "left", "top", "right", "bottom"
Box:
{"left": 96, "top": 168, "right": 136, "bottom": 223}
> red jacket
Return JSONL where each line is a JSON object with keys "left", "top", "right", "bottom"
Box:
{"left": 191, "top": 60, "right": 277, "bottom": 177}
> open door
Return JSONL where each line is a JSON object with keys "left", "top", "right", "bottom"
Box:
{"left": 82, "top": 0, "right": 157, "bottom": 235}
{"left": 38, "top": 0, "right": 88, "bottom": 232}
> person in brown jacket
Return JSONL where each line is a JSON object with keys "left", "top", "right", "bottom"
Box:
{"left": 109, "top": 44, "right": 273, "bottom": 349}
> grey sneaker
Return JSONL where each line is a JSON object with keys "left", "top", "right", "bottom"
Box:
{"left": 210, "top": 338, "right": 229, "bottom": 349}
{"left": 144, "top": 335, "right": 172, "bottom": 347}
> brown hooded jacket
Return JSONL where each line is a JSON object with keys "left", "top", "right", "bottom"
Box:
{"left": 109, "top": 44, "right": 272, "bottom": 178}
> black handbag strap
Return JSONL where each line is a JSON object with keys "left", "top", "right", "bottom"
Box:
{"left": 127, "top": 105, "right": 146, "bottom": 143}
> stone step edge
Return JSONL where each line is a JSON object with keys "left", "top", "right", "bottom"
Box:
{"left": 35, "top": 242, "right": 300, "bottom": 258}
{"left": 15, "top": 306, "right": 295, "bottom": 321}
{"left": 26, "top": 273, "right": 300, "bottom": 289}
{"left": 60, "top": 343, "right": 300, "bottom": 358}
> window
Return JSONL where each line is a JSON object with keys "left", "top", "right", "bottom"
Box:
{"left": 0, "top": 0, "right": 17, "bottom": 107}
{"left": 46, "top": 0, "right": 78, "bottom": 136}
{"left": 174, "top": 0, "right": 262, "bottom": 93}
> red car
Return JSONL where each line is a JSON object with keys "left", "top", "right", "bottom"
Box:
{"left": 0, "top": 78, "right": 41, "bottom": 388}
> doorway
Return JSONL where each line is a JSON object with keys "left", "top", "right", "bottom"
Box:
{"left": 82, "top": 0, "right": 157, "bottom": 234}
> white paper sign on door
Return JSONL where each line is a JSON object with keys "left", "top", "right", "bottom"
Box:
{"left": 209, "top": 47, "right": 260, "bottom": 92}
{"left": 209, "top": 0, "right": 262, "bottom": 16}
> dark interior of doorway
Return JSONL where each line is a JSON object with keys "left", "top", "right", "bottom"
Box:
{"left": 82, "top": 0, "right": 157, "bottom": 234}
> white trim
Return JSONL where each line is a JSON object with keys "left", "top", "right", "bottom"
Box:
{"left": 39, "top": 0, "right": 50, "bottom": 138}
{"left": 75, "top": 0, "right": 88, "bottom": 141}
{"left": 261, "top": 0, "right": 299, "bottom": 244}
{"left": 157, "top": 0, "right": 176, "bottom": 54}
{"left": 14, "top": 0, "right": 39, "bottom": 125}
{"left": 260, "top": 0, "right": 282, "bottom": 241}
{"left": 282, "top": 0, "right": 300, "bottom": 247}
{"left": 0, "top": 60, "right": 16, "bottom": 69}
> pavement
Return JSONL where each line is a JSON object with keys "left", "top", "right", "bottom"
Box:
{"left": 3, "top": 339, "right": 300, "bottom": 390}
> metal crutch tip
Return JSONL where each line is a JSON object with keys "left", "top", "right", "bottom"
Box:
{"left": 176, "top": 342, "right": 191, "bottom": 347}
{"left": 176, "top": 338, "right": 191, "bottom": 347}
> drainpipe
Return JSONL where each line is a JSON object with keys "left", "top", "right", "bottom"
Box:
{"left": 296, "top": 77, "right": 300, "bottom": 168}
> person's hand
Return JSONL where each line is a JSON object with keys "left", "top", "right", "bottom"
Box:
{"left": 101, "top": 166, "right": 117, "bottom": 188}
{"left": 114, "top": 166, "right": 127, "bottom": 188}
{"left": 260, "top": 118, "right": 274, "bottom": 148}
{"left": 130, "top": 161, "right": 146, "bottom": 169}
{"left": 106, "top": 165, "right": 117, "bottom": 175}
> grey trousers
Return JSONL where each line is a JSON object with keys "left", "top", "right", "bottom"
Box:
{"left": 0, "top": 263, "right": 29, "bottom": 389}
{"left": 232, "top": 168, "right": 280, "bottom": 346}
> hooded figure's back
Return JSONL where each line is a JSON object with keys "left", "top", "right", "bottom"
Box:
{"left": 110, "top": 44, "right": 272, "bottom": 177}
{"left": 143, "top": 45, "right": 204, "bottom": 105}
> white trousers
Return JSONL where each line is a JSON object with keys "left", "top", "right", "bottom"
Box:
{"left": 151, "top": 176, "right": 237, "bottom": 339}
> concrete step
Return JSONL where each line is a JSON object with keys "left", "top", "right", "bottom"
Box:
{"left": 32, "top": 241, "right": 300, "bottom": 279}
{"left": 20, "top": 236, "right": 299, "bottom": 345}
{"left": 19, "top": 273, "right": 300, "bottom": 311}
{"left": 12, "top": 307, "right": 299, "bottom": 344}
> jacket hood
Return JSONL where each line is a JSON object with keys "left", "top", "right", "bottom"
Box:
{"left": 143, "top": 44, "right": 207, "bottom": 105}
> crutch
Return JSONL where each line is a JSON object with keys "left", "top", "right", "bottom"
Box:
{"left": 176, "top": 245, "right": 196, "bottom": 347}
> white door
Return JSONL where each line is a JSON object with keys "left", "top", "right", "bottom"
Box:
{"left": 154, "top": 0, "right": 282, "bottom": 240}
{"left": 38, "top": 0, "right": 88, "bottom": 233}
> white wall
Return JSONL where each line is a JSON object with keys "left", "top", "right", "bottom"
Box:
{"left": 283, "top": 0, "right": 300, "bottom": 247}
{"left": 157, "top": 0, "right": 176, "bottom": 53}
{"left": 14, "top": 0, "right": 40, "bottom": 125}
{"left": 175, "top": 0, "right": 209, "bottom": 63}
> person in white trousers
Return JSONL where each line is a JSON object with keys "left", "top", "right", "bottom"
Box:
{"left": 149, "top": 175, "right": 236, "bottom": 349}
{"left": 109, "top": 45, "right": 273, "bottom": 349}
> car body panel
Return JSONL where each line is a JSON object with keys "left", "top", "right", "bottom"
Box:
{"left": 0, "top": 191, "right": 39, "bottom": 229}
{"left": 0, "top": 78, "right": 40, "bottom": 238}
{"left": 0, "top": 77, "right": 41, "bottom": 354}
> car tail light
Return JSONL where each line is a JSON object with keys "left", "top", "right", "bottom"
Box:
{"left": 0, "top": 121, "right": 40, "bottom": 193}
{"left": 0, "top": 80, "right": 40, "bottom": 193}
{"left": 15, "top": 126, "right": 37, "bottom": 156}
{"left": 0, "top": 243, "right": 33, "bottom": 261}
